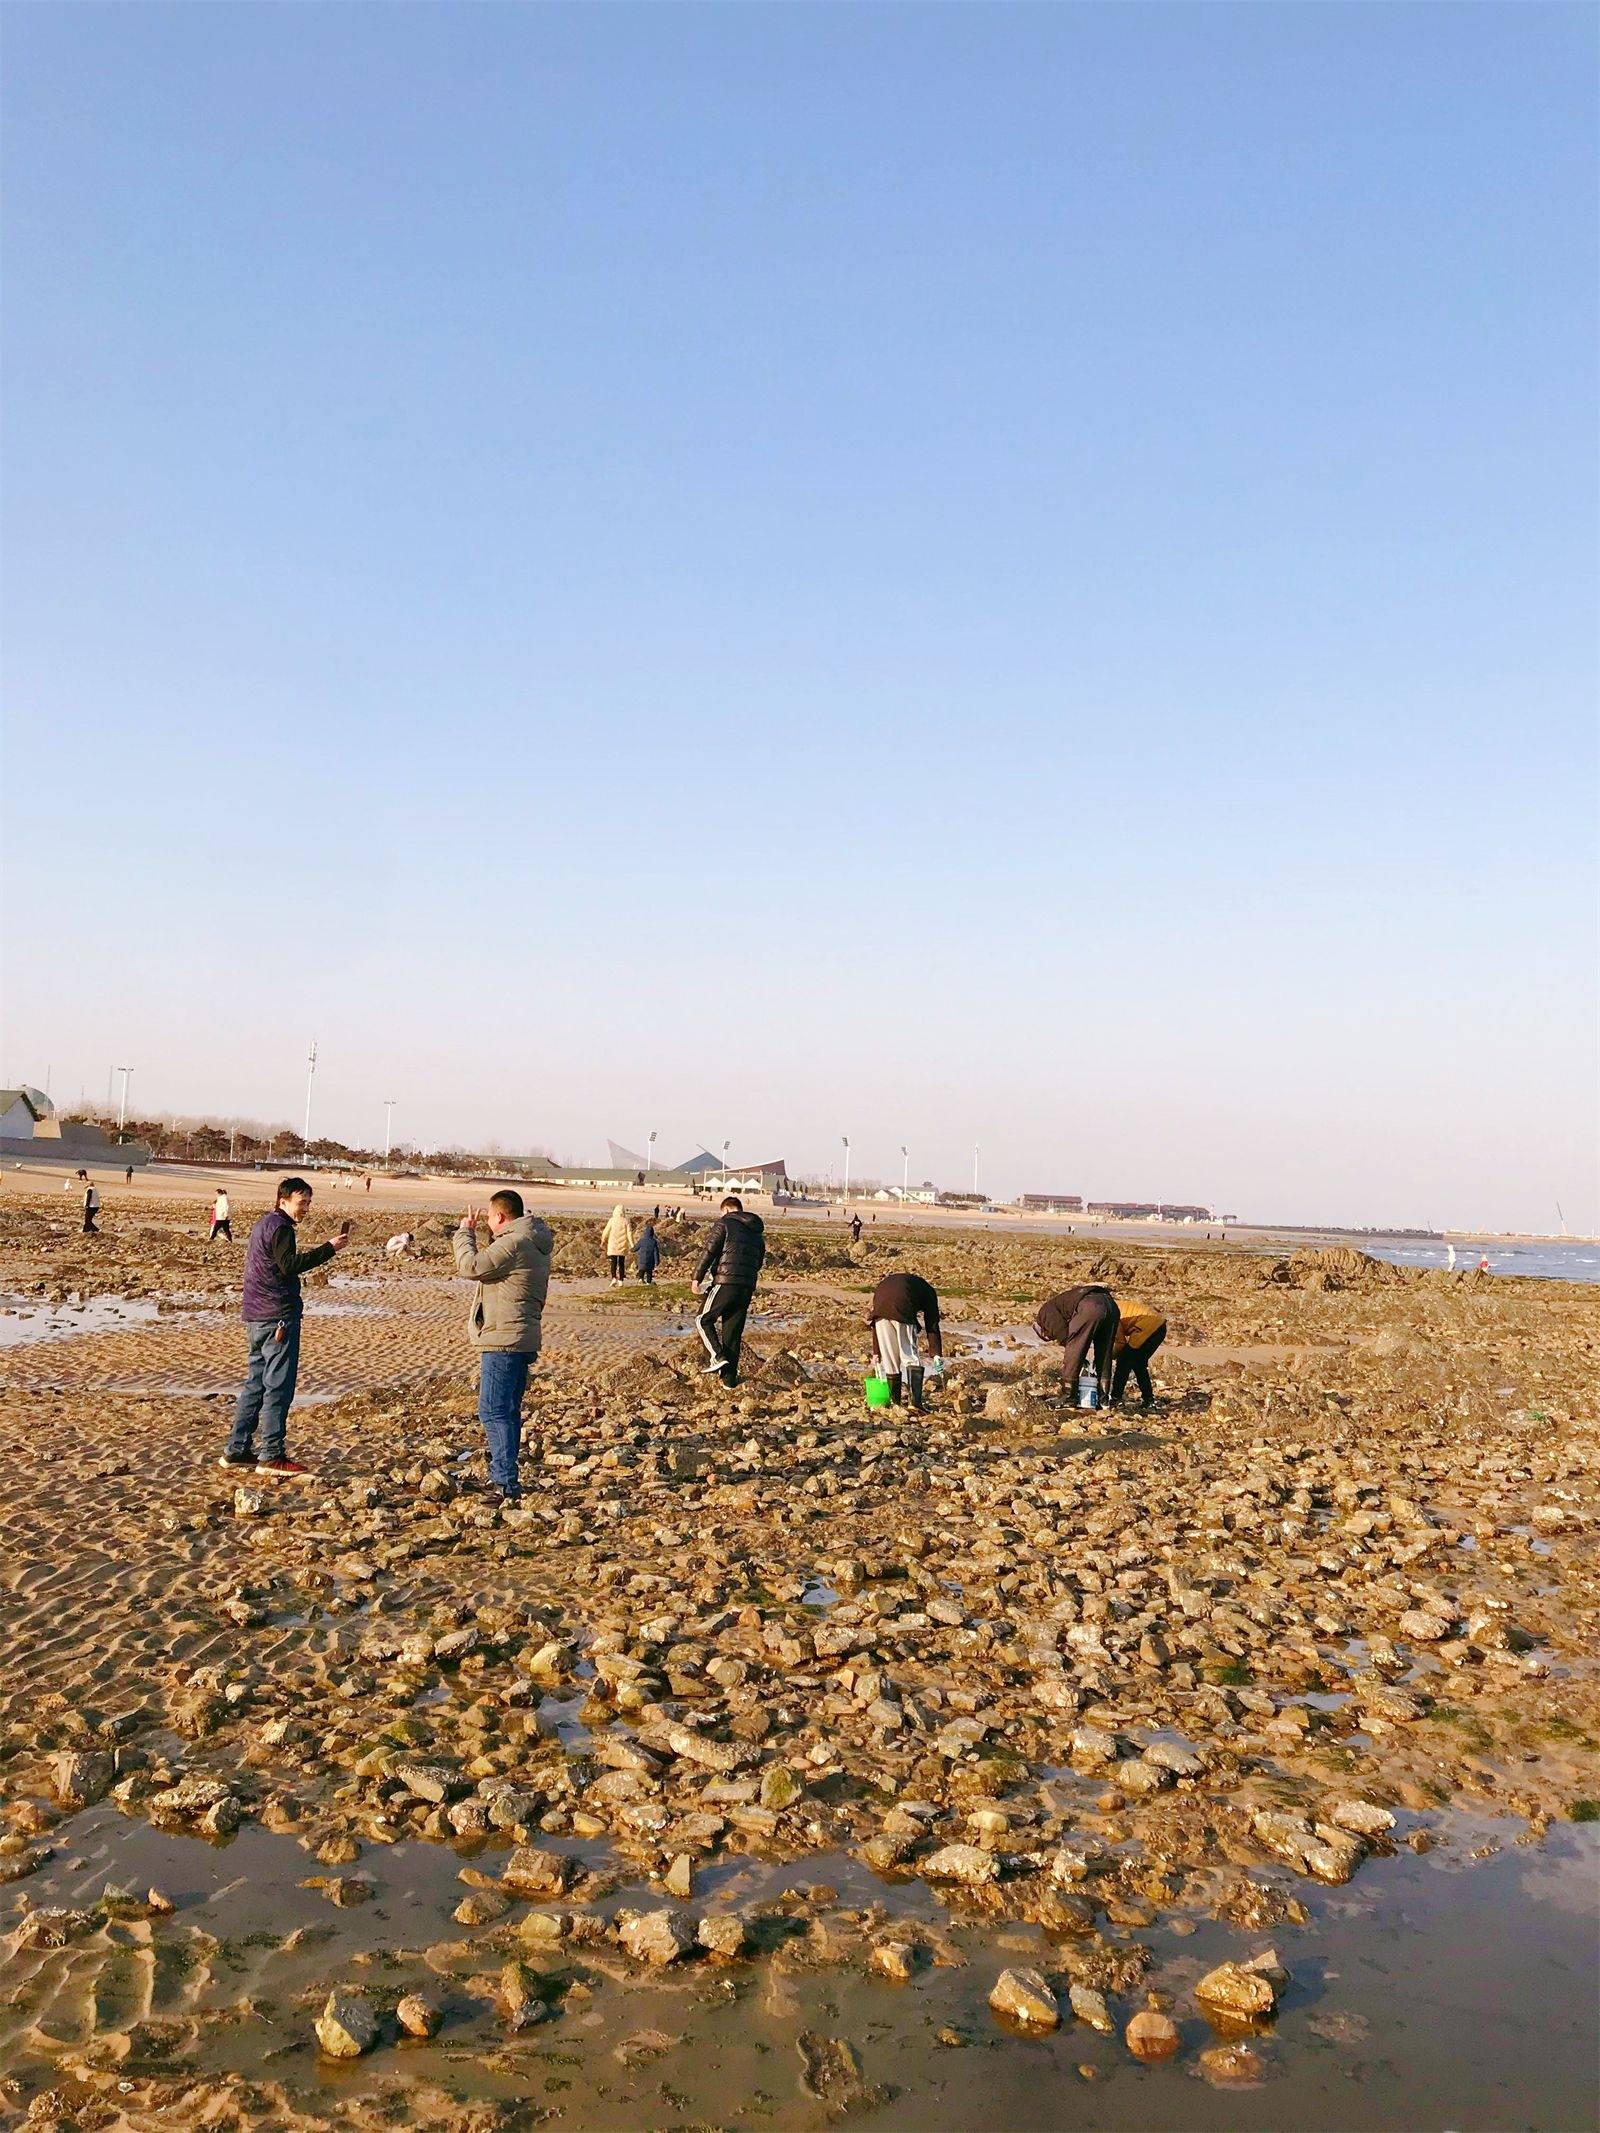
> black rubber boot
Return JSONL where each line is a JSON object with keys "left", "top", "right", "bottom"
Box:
{"left": 886, "top": 1374, "right": 903, "bottom": 1406}
{"left": 908, "top": 1367, "right": 926, "bottom": 1412}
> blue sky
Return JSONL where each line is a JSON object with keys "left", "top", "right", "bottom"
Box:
{"left": 4, "top": 3, "right": 1595, "bottom": 1229}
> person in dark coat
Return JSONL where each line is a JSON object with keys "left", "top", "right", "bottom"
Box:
{"left": 222, "top": 1177, "right": 350, "bottom": 1475}
{"left": 693, "top": 1196, "right": 766, "bottom": 1386}
{"left": 1033, "top": 1284, "right": 1120, "bottom": 1400}
{"left": 866, "top": 1270, "right": 943, "bottom": 1411}
{"left": 634, "top": 1220, "right": 661, "bottom": 1284}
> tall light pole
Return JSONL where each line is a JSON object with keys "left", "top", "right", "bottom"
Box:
{"left": 383, "top": 1100, "right": 397, "bottom": 1163}
{"left": 647, "top": 1130, "right": 657, "bottom": 1177}
{"left": 973, "top": 1143, "right": 980, "bottom": 1196}
{"left": 842, "top": 1135, "right": 850, "bottom": 1203}
{"left": 115, "top": 1066, "right": 133, "bottom": 1134}
{"left": 901, "top": 1144, "right": 909, "bottom": 1198}
{"left": 303, "top": 1041, "right": 318, "bottom": 1156}
{"left": 722, "top": 1138, "right": 730, "bottom": 1179}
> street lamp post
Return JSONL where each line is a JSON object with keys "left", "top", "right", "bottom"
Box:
{"left": 647, "top": 1130, "right": 657, "bottom": 1178}
{"left": 973, "top": 1143, "right": 980, "bottom": 1196}
{"left": 842, "top": 1136, "right": 850, "bottom": 1203}
{"left": 115, "top": 1067, "right": 133, "bottom": 1135}
{"left": 901, "top": 1144, "right": 909, "bottom": 1198}
{"left": 383, "top": 1100, "right": 397, "bottom": 1163}
{"left": 303, "top": 1041, "right": 317, "bottom": 1157}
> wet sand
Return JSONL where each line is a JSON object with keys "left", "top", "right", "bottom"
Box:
{"left": 1, "top": 1184, "right": 1596, "bottom": 2130}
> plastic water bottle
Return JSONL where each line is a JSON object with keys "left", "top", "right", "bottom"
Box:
{"left": 1077, "top": 1357, "right": 1099, "bottom": 1410}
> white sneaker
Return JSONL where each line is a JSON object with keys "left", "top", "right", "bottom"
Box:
{"left": 702, "top": 1357, "right": 728, "bottom": 1374}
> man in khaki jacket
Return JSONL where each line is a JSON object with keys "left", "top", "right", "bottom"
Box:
{"left": 453, "top": 1189, "right": 553, "bottom": 1503}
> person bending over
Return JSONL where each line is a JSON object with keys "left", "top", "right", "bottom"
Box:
{"left": 1109, "top": 1297, "right": 1167, "bottom": 1409}
{"left": 1033, "top": 1283, "right": 1120, "bottom": 1401}
{"left": 867, "top": 1270, "right": 943, "bottom": 1412}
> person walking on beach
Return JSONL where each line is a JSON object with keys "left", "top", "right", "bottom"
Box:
{"left": 849, "top": 1213, "right": 863, "bottom": 1244}
{"left": 209, "top": 1188, "right": 232, "bottom": 1242}
{"left": 81, "top": 1177, "right": 101, "bottom": 1234}
{"left": 221, "top": 1178, "right": 350, "bottom": 1476}
{"left": 867, "top": 1269, "right": 944, "bottom": 1412}
{"left": 694, "top": 1195, "right": 766, "bottom": 1386}
{"left": 1033, "top": 1284, "right": 1120, "bottom": 1404}
{"left": 124, "top": 1164, "right": 134, "bottom": 1186}
{"left": 1108, "top": 1297, "right": 1167, "bottom": 1410}
{"left": 602, "top": 1205, "right": 632, "bottom": 1284}
{"left": 453, "top": 1189, "right": 553, "bottom": 1505}
{"left": 634, "top": 1219, "right": 661, "bottom": 1284}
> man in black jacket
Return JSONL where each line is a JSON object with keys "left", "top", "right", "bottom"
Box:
{"left": 693, "top": 1196, "right": 766, "bottom": 1386}
{"left": 1034, "top": 1284, "right": 1120, "bottom": 1402}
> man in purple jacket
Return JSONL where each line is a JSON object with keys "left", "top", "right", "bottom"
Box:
{"left": 221, "top": 1177, "right": 350, "bottom": 1477}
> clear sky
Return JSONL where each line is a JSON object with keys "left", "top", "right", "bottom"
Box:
{"left": 3, "top": 3, "right": 1595, "bottom": 1230}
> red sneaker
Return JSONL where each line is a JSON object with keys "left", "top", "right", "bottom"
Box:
{"left": 258, "top": 1457, "right": 312, "bottom": 1479}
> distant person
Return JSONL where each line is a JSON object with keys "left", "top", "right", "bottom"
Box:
{"left": 364, "top": 1175, "right": 371, "bottom": 1192}
{"left": 694, "top": 1195, "right": 767, "bottom": 1386}
{"left": 849, "top": 1213, "right": 863, "bottom": 1244}
{"left": 81, "top": 1178, "right": 101, "bottom": 1234}
{"left": 209, "top": 1188, "right": 232, "bottom": 1242}
{"left": 1108, "top": 1297, "right": 1167, "bottom": 1410}
{"left": 221, "top": 1177, "right": 350, "bottom": 1477}
{"left": 1477, "top": 1255, "right": 1490, "bottom": 1275}
{"left": 602, "top": 1205, "right": 632, "bottom": 1284}
{"left": 1033, "top": 1284, "right": 1120, "bottom": 1404}
{"left": 384, "top": 1230, "right": 413, "bottom": 1256}
{"left": 867, "top": 1270, "right": 943, "bottom": 1412}
{"left": 1446, "top": 1242, "right": 1457, "bottom": 1271}
{"left": 124, "top": 1164, "right": 134, "bottom": 1186}
{"left": 453, "top": 1190, "right": 553, "bottom": 1506}
{"left": 634, "top": 1220, "right": 661, "bottom": 1284}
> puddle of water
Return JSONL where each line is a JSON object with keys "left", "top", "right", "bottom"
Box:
{"left": 3, "top": 1801, "right": 1594, "bottom": 2129}
{"left": 0, "top": 1294, "right": 164, "bottom": 1348}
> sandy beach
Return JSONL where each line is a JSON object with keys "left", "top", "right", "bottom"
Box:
{"left": 0, "top": 1178, "right": 1595, "bottom": 2130}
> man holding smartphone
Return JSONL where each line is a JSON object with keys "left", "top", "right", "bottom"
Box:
{"left": 454, "top": 1190, "right": 553, "bottom": 1504}
{"left": 221, "top": 1177, "right": 350, "bottom": 1477}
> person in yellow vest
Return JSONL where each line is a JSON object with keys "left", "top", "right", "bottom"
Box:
{"left": 1109, "top": 1298, "right": 1167, "bottom": 1410}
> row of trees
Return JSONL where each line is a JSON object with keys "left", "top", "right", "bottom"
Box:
{"left": 61, "top": 1106, "right": 560, "bottom": 1178}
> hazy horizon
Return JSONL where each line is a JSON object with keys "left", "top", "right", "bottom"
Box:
{"left": 3, "top": 5, "right": 1596, "bottom": 1235}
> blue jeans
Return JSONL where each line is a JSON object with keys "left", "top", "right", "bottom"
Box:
{"left": 228, "top": 1317, "right": 301, "bottom": 1462}
{"left": 479, "top": 1349, "right": 535, "bottom": 1493}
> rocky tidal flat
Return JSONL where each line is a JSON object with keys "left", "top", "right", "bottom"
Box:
{"left": 0, "top": 1190, "right": 1596, "bottom": 2130}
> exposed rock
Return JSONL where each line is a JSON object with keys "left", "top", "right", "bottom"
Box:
{"left": 501, "top": 1846, "right": 572, "bottom": 1896}
{"left": 989, "top": 1967, "right": 1059, "bottom": 2029}
{"left": 1125, "top": 2007, "right": 1181, "bottom": 2062}
{"left": 618, "top": 1907, "right": 695, "bottom": 1967}
{"left": 52, "top": 1752, "right": 114, "bottom": 1810}
{"left": 921, "top": 1843, "right": 1000, "bottom": 1886}
{"left": 395, "top": 1991, "right": 441, "bottom": 2039}
{"left": 315, "top": 1990, "right": 379, "bottom": 2058}
{"left": 1069, "top": 1982, "right": 1115, "bottom": 2032}
{"left": 1195, "top": 1961, "right": 1277, "bottom": 2019}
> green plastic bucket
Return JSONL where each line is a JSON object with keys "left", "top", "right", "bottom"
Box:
{"left": 862, "top": 1374, "right": 893, "bottom": 1411}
